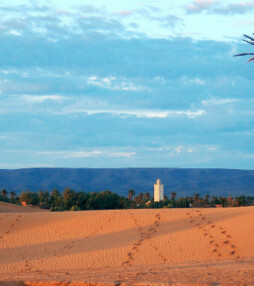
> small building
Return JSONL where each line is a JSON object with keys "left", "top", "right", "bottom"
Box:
{"left": 215, "top": 204, "right": 223, "bottom": 208}
{"left": 21, "top": 201, "right": 32, "bottom": 207}
{"left": 154, "top": 179, "right": 164, "bottom": 202}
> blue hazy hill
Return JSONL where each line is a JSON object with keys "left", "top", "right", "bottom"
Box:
{"left": 0, "top": 168, "right": 254, "bottom": 197}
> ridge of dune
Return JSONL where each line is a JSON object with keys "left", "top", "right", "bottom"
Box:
{"left": 0, "top": 202, "right": 48, "bottom": 213}
{"left": 0, "top": 207, "right": 254, "bottom": 285}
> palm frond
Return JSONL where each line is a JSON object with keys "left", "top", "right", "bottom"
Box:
{"left": 234, "top": 53, "right": 254, "bottom": 57}
{"left": 234, "top": 34, "right": 254, "bottom": 62}
{"left": 243, "top": 34, "right": 254, "bottom": 42}
{"left": 242, "top": 39, "right": 254, "bottom": 46}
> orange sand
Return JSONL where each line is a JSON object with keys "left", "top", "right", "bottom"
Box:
{"left": 0, "top": 202, "right": 48, "bottom": 213}
{"left": 0, "top": 203, "right": 254, "bottom": 285}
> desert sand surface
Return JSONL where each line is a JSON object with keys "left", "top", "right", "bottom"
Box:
{"left": 0, "top": 202, "right": 48, "bottom": 213}
{"left": 0, "top": 203, "right": 254, "bottom": 285}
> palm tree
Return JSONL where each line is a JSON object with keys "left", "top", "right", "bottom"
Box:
{"left": 211, "top": 195, "right": 219, "bottom": 206}
{"left": 10, "top": 191, "right": 16, "bottom": 201}
{"left": 128, "top": 189, "right": 135, "bottom": 201}
{"left": 227, "top": 195, "right": 234, "bottom": 207}
{"left": 1, "top": 189, "right": 7, "bottom": 198}
{"left": 144, "top": 192, "right": 151, "bottom": 201}
{"left": 171, "top": 192, "right": 177, "bottom": 201}
{"left": 136, "top": 192, "right": 144, "bottom": 204}
{"left": 203, "top": 194, "right": 210, "bottom": 205}
{"left": 193, "top": 193, "right": 200, "bottom": 205}
{"left": 219, "top": 196, "right": 227, "bottom": 208}
{"left": 235, "top": 34, "right": 254, "bottom": 62}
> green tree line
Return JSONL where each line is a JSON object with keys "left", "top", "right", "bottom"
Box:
{"left": 0, "top": 188, "right": 254, "bottom": 211}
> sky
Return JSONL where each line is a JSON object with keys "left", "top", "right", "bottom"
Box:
{"left": 0, "top": 0, "right": 254, "bottom": 169}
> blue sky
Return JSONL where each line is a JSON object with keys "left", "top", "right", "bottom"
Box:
{"left": 0, "top": 0, "right": 254, "bottom": 169}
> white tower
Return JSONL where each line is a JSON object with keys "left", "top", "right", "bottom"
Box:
{"left": 154, "top": 179, "right": 164, "bottom": 202}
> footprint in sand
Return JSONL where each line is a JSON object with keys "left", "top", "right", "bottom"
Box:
{"left": 123, "top": 212, "right": 165, "bottom": 266}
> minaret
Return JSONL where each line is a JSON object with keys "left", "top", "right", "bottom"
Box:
{"left": 154, "top": 179, "right": 164, "bottom": 202}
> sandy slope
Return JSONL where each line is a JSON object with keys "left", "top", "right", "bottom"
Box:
{"left": 0, "top": 204, "right": 254, "bottom": 285}
{"left": 0, "top": 202, "right": 48, "bottom": 213}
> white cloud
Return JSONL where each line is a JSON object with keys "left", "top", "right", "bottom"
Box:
{"left": 185, "top": 0, "right": 215, "bottom": 13}
{"left": 190, "top": 78, "right": 205, "bottom": 85}
{"left": 0, "top": 68, "right": 30, "bottom": 77}
{"left": 174, "top": 146, "right": 197, "bottom": 154}
{"left": 65, "top": 151, "right": 102, "bottom": 158}
{"left": 185, "top": 0, "right": 254, "bottom": 15}
{"left": 87, "top": 76, "right": 149, "bottom": 91}
{"left": 202, "top": 98, "right": 239, "bottom": 106}
{"left": 175, "top": 146, "right": 183, "bottom": 153}
{"left": 148, "top": 145, "right": 217, "bottom": 154}
{"left": 0, "top": 70, "right": 10, "bottom": 75}
{"left": 184, "top": 110, "right": 206, "bottom": 118}
{"left": 37, "top": 150, "right": 102, "bottom": 158}
{"left": 0, "top": 136, "right": 8, "bottom": 140}
{"left": 0, "top": 94, "right": 68, "bottom": 114}
{"left": 9, "top": 30, "right": 22, "bottom": 36}
{"left": 207, "top": 146, "right": 217, "bottom": 151}
{"left": 109, "top": 152, "right": 136, "bottom": 157}
{"left": 214, "top": 2, "right": 254, "bottom": 15}
{"left": 37, "top": 150, "right": 135, "bottom": 158}
{"left": 62, "top": 107, "right": 206, "bottom": 119}
{"left": 0, "top": 162, "right": 54, "bottom": 169}
{"left": 114, "top": 10, "right": 132, "bottom": 17}
{"left": 22, "top": 95, "right": 66, "bottom": 103}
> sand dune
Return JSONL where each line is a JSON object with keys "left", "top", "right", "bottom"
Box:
{"left": 0, "top": 204, "right": 254, "bottom": 285}
{"left": 0, "top": 202, "right": 47, "bottom": 213}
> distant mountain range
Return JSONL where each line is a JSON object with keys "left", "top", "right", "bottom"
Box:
{"left": 0, "top": 168, "right": 254, "bottom": 197}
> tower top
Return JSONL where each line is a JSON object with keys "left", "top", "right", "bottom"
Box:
{"left": 154, "top": 178, "right": 164, "bottom": 202}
